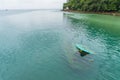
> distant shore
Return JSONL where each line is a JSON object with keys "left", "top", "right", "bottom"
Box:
{"left": 63, "top": 10, "right": 120, "bottom": 16}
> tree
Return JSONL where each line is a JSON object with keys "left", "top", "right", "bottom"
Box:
{"left": 63, "top": 0, "right": 120, "bottom": 12}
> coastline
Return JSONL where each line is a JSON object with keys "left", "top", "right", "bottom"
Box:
{"left": 62, "top": 10, "right": 120, "bottom": 16}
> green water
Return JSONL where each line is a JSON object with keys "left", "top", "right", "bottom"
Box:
{"left": 0, "top": 10, "right": 120, "bottom": 80}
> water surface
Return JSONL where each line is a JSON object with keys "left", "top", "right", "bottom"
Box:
{"left": 0, "top": 10, "right": 120, "bottom": 80}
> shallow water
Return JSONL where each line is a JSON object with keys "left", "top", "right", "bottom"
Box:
{"left": 0, "top": 10, "right": 120, "bottom": 80}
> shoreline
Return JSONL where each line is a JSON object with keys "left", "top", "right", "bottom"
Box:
{"left": 63, "top": 10, "right": 120, "bottom": 16}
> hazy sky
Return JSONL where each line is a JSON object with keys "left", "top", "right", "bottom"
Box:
{"left": 0, "top": 0, "right": 66, "bottom": 9}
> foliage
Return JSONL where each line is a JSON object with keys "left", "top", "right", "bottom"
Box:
{"left": 63, "top": 0, "right": 120, "bottom": 12}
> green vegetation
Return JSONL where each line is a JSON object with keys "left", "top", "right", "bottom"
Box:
{"left": 63, "top": 0, "right": 120, "bottom": 12}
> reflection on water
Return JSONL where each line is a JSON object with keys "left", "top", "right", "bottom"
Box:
{"left": 63, "top": 12, "right": 120, "bottom": 80}
{"left": 0, "top": 10, "right": 120, "bottom": 80}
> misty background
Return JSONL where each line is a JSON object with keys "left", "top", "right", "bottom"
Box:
{"left": 0, "top": 0, "right": 66, "bottom": 9}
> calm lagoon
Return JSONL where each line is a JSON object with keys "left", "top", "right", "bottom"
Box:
{"left": 0, "top": 10, "right": 120, "bottom": 80}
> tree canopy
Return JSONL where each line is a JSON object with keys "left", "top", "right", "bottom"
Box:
{"left": 63, "top": 0, "right": 120, "bottom": 12}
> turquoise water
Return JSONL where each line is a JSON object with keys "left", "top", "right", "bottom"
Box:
{"left": 0, "top": 10, "right": 120, "bottom": 80}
